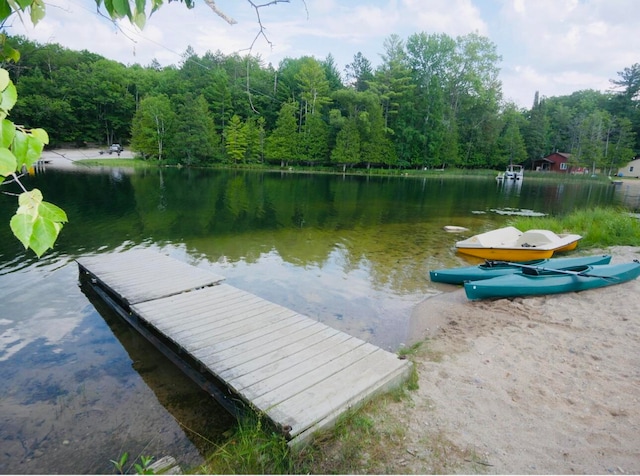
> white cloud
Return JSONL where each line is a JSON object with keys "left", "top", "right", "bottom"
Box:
{"left": 7, "top": 0, "right": 640, "bottom": 107}
{"left": 402, "top": 0, "right": 487, "bottom": 36}
{"left": 496, "top": 0, "right": 640, "bottom": 105}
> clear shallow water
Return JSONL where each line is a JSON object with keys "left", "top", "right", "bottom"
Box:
{"left": 0, "top": 167, "right": 623, "bottom": 473}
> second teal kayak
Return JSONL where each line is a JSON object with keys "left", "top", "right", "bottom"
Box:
{"left": 464, "top": 261, "right": 640, "bottom": 300}
{"left": 430, "top": 254, "right": 612, "bottom": 285}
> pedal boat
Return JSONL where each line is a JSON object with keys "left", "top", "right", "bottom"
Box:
{"left": 455, "top": 226, "right": 582, "bottom": 261}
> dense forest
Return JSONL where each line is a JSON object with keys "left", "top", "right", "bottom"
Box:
{"left": 4, "top": 33, "right": 640, "bottom": 172}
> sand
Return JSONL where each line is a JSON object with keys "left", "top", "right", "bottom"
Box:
{"left": 395, "top": 246, "right": 640, "bottom": 474}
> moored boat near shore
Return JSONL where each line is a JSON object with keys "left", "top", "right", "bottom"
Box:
{"left": 497, "top": 164, "right": 524, "bottom": 180}
{"left": 464, "top": 261, "right": 640, "bottom": 300}
{"left": 455, "top": 226, "right": 582, "bottom": 261}
{"left": 430, "top": 254, "right": 612, "bottom": 284}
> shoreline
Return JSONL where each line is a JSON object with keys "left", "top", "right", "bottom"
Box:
{"left": 40, "top": 148, "right": 136, "bottom": 169}
{"left": 394, "top": 245, "right": 640, "bottom": 473}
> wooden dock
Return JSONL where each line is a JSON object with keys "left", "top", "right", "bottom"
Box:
{"left": 77, "top": 249, "right": 411, "bottom": 446}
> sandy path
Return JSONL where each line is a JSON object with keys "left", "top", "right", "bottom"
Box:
{"left": 396, "top": 246, "right": 640, "bottom": 474}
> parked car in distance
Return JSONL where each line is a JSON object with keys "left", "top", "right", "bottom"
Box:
{"left": 109, "top": 144, "right": 123, "bottom": 154}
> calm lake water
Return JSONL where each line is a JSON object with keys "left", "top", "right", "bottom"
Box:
{"left": 0, "top": 165, "right": 631, "bottom": 473}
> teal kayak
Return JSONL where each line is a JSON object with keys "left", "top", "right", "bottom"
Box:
{"left": 464, "top": 261, "right": 640, "bottom": 300}
{"left": 430, "top": 254, "right": 612, "bottom": 284}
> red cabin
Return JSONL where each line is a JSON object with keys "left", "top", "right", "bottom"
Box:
{"left": 532, "top": 152, "right": 571, "bottom": 173}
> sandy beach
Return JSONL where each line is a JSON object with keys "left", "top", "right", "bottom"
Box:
{"left": 391, "top": 246, "right": 640, "bottom": 474}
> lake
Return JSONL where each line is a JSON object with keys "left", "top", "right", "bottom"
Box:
{"left": 0, "top": 165, "right": 630, "bottom": 473}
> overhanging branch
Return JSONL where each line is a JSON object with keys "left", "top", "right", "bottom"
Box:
{"left": 202, "top": 0, "right": 238, "bottom": 25}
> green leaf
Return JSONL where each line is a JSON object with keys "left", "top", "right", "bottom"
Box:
{"left": 0, "top": 1, "right": 11, "bottom": 21}
{"left": 10, "top": 213, "right": 34, "bottom": 250}
{"left": 1, "top": 43, "right": 21, "bottom": 63}
{"left": 0, "top": 68, "right": 9, "bottom": 91}
{"left": 38, "top": 200, "right": 68, "bottom": 223}
{"left": 15, "top": 0, "right": 33, "bottom": 9}
{"left": 111, "top": 0, "right": 131, "bottom": 18}
{"left": 16, "top": 188, "right": 43, "bottom": 217}
{"left": 103, "top": 0, "right": 114, "bottom": 17}
{"left": 0, "top": 81, "right": 17, "bottom": 111}
{"left": 29, "top": 215, "right": 60, "bottom": 257}
{"left": 0, "top": 146, "right": 16, "bottom": 176}
{"left": 19, "top": 188, "right": 44, "bottom": 205}
{"left": 11, "top": 129, "right": 27, "bottom": 168}
{"left": 29, "top": 0, "right": 45, "bottom": 24}
{"left": 10, "top": 189, "right": 64, "bottom": 256}
{"left": 150, "top": 0, "right": 163, "bottom": 14}
{"left": 133, "top": 10, "right": 145, "bottom": 29}
{"left": 30, "top": 127, "right": 49, "bottom": 145}
{"left": 23, "top": 134, "right": 45, "bottom": 168}
{"left": 0, "top": 119, "right": 15, "bottom": 147}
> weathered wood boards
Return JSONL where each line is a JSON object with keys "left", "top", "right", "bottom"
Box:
{"left": 77, "top": 249, "right": 226, "bottom": 305}
{"left": 77, "top": 249, "right": 411, "bottom": 446}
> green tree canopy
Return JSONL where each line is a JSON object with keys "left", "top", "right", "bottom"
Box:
{"left": 130, "top": 94, "right": 174, "bottom": 160}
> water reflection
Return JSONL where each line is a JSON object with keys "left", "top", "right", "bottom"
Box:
{"left": 0, "top": 257, "right": 226, "bottom": 474}
{"left": 80, "top": 282, "right": 236, "bottom": 454}
{"left": 0, "top": 257, "right": 80, "bottom": 362}
{"left": 496, "top": 177, "right": 523, "bottom": 196}
{"left": 614, "top": 181, "right": 640, "bottom": 211}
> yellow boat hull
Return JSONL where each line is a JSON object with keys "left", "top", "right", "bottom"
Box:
{"left": 456, "top": 247, "right": 556, "bottom": 261}
{"left": 555, "top": 241, "right": 579, "bottom": 253}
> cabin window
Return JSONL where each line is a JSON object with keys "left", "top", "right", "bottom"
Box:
{"left": 560, "top": 163, "right": 568, "bottom": 170}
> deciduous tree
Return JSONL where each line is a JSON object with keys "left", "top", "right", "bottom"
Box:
{"left": 224, "top": 114, "right": 248, "bottom": 163}
{"left": 168, "top": 94, "right": 219, "bottom": 165}
{"left": 130, "top": 94, "right": 174, "bottom": 160}
{"left": 266, "top": 100, "right": 299, "bottom": 166}
{"left": 331, "top": 116, "right": 360, "bottom": 172}
{"left": 345, "top": 52, "right": 374, "bottom": 92}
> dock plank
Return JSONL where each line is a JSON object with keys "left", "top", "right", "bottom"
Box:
{"left": 77, "top": 249, "right": 411, "bottom": 446}
{"left": 143, "top": 293, "right": 267, "bottom": 332}
{"left": 266, "top": 348, "right": 410, "bottom": 437}
{"left": 190, "top": 313, "right": 315, "bottom": 359}
{"left": 237, "top": 337, "right": 370, "bottom": 400}
{"left": 201, "top": 322, "right": 334, "bottom": 375}
{"left": 77, "top": 250, "right": 225, "bottom": 304}
{"left": 134, "top": 285, "right": 252, "bottom": 324}
{"left": 219, "top": 326, "right": 346, "bottom": 383}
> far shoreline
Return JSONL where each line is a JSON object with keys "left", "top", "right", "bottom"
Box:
{"left": 40, "top": 148, "right": 636, "bottom": 186}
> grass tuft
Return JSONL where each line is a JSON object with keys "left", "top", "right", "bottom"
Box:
{"left": 191, "top": 343, "right": 488, "bottom": 474}
{"left": 75, "top": 158, "right": 152, "bottom": 167}
{"left": 196, "top": 415, "right": 292, "bottom": 474}
{"left": 509, "top": 206, "right": 640, "bottom": 248}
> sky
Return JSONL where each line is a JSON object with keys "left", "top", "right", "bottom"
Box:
{"left": 6, "top": 0, "right": 640, "bottom": 108}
